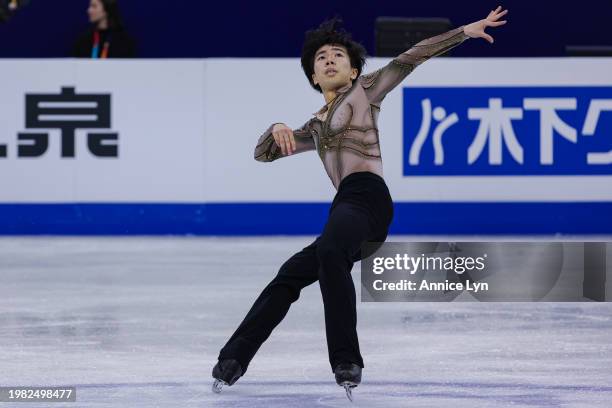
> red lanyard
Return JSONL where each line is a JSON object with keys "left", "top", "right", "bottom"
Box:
{"left": 92, "top": 31, "right": 110, "bottom": 59}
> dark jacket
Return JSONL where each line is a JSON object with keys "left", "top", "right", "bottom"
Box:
{"left": 72, "top": 28, "right": 136, "bottom": 58}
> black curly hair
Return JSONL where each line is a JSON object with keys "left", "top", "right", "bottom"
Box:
{"left": 301, "top": 18, "right": 367, "bottom": 93}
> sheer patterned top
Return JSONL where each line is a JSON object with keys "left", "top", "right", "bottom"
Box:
{"left": 254, "top": 26, "right": 470, "bottom": 190}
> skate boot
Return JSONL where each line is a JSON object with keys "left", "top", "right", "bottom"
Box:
{"left": 334, "top": 362, "right": 362, "bottom": 402}
{"left": 211, "top": 359, "right": 243, "bottom": 393}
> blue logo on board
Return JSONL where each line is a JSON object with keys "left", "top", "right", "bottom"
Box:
{"left": 402, "top": 87, "right": 612, "bottom": 175}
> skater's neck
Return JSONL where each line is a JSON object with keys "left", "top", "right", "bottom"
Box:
{"left": 322, "top": 82, "right": 352, "bottom": 105}
{"left": 323, "top": 90, "right": 337, "bottom": 104}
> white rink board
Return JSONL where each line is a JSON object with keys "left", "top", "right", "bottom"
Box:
{"left": 0, "top": 58, "right": 611, "bottom": 203}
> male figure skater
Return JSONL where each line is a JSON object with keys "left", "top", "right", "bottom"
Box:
{"left": 213, "top": 6, "right": 508, "bottom": 400}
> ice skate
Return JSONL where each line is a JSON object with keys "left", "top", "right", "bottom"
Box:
{"left": 211, "top": 359, "right": 243, "bottom": 393}
{"left": 334, "top": 362, "right": 361, "bottom": 402}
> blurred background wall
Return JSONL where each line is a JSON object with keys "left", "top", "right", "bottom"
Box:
{"left": 1, "top": 0, "right": 611, "bottom": 58}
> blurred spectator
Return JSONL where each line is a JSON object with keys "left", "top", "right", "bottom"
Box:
{"left": 0, "top": 0, "right": 27, "bottom": 23}
{"left": 73, "top": 0, "right": 135, "bottom": 58}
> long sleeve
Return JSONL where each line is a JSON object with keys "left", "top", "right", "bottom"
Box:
{"left": 254, "top": 120, "right": 316, "bottom": 162}
{"left": 361, "top": 26, "right": 470, "bottom": 105}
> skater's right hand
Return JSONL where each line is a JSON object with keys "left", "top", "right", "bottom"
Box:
{"left": 271, "top": 123, "right": 296, "bottom": 156}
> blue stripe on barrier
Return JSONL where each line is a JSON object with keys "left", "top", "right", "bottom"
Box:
{"left": 0, "top": 202, "right": 611, "bottom": 235}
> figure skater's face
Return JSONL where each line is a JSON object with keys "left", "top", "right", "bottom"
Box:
{"left": 88, "top": 0, "right": 107, "bottom": 25}
{"left": 312, "top": 44, "right": 358, "bottom": 92}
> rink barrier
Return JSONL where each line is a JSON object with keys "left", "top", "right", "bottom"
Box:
{"left": 1, "top": 59, "right": 611, "bottom": 235}
{"left": 0, "top": 202, "right": 611, "bottom": 235}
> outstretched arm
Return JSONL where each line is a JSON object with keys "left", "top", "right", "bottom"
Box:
{"left": 362, "top": 6, "right": 508, "bottom": 105}
{"left": 254, "top": 120, "right": 316, "bottom": 162}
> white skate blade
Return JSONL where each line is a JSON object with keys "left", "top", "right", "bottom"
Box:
{"left": 340, "top": 381, "right": 357, "bottom": 402}
{"left": 212, "top": 378, "right": 227, "bottom": 393}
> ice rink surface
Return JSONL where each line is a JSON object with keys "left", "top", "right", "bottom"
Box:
{"left": 1, "top": 237, "right": 611, "bottom": 407}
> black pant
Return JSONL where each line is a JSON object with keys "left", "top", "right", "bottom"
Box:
{"left": 218, "top": 171, "right": 394, "bottom": 373}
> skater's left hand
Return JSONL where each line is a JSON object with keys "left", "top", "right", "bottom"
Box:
{"left": 464, "top": 5, "right": 508, "bottom": 44}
